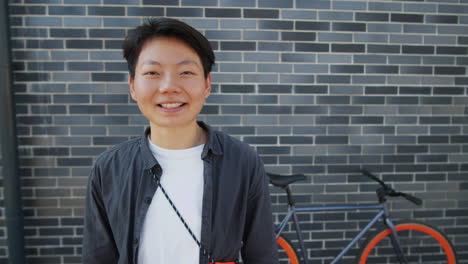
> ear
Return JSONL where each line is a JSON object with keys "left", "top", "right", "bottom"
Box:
{"left": 204, "top": 73, "right": 212, "bottom": 99}
{"left": 129, "top": 75, "right": 137, "bottom": 102}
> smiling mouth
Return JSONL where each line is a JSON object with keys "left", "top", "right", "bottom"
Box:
{"left": 158, "top": 103, "right": 186, "bottom": 109}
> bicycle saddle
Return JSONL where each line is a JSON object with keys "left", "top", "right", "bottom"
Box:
{"left": 267, "top": 172, "right": 306, "bottom": 188}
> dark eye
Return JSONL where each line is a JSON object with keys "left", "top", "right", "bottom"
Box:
{"left": 181, "top": 71, "right": 194, "bottom": 75}
{"left": 144, "top": 71, "right": 159, "bottom": 76}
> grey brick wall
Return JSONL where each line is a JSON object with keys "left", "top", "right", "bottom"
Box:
{"left": 2, "top": 0, "right": 468, "bottom": 263}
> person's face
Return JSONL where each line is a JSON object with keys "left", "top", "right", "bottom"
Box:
{"left": 129, "top": 36, "right": 211, "bottom": 129}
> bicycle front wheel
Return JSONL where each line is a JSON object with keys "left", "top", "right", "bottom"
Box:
{"left": 357, "top": 221, "right": 458, "bottom": 264}
{"left": 277, "top": 234, "right": 301, "bottom": 264}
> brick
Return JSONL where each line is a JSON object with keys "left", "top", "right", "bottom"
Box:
{"left": 206, "top": 30, "right": 241, "bottom": 40}
{"left": 104, "top": 40, "right": 122, "bottom": 49}
{"left": 143, "top": 0, "right": 178, "bottom": 4}
{"left": 15, "top": 72, "right": 50, "bottom": 82}
{"left": 126, "top": 7, "right": 164, "bottom": 16}
{"left": 258, "top": 0, "right": 292, "bottom": 7}
{"left": 11, "top": 28, "right": 47, "bottom": 38}
{"left": 437, "top": 46, "right": 467, "bottom": 55}
{"left": 279, "top": 74, "right": 314, "bottom": 84}
{"left": 317, "top": 75, "right": 351, "bottom": 84}
{"left": 316, "top": 116, "right": 349, "bottom": 124}
{"left": 9, "top": 5, "right": 46, "bottom": 15}
{"left": 295, "top": 106, "right": 327, "bottom": 114}
{"left": 316, "top": 136, "right": 348, "bottom": 144}
{"left": 103, "top": 17, "right": 141, "bottom": 27}
{"left": 366, "top": 65, "right": 398, "bottom": 74}
{"left": 221, "top": 126, "right": 255, "bottom": 135}
{"left": 243, "top": 31, "right": 278, "bottom": 41}
{"left": 48, "top": 5, "right": 85, "bottom": 15}
{"left": 295, "top": 21, "right": 330, "bottom": 31}
{"left": 295, "top": 43, "right": 329, "bottom": 52}
{"left": 355, "top": 33, "right": 388, "bottom": 43}
{"left": 243, "top": 136, "right": 277, "bottom": 145}
{"left": 426, "top": 15, "right": 458, "bottom": 24}
{"left": 259, "top": 42, "right": 293, "bottom": 51}
{"left": 318, "top": 32, "right": 352, "bottom": 42}
{"left": 93, "top": 137, "right": 128, "bottom": 145}
{"left": 387, "top": 96, "right": 419, "bottom": 105}
{"left": 391, "top": 13, "right": 423, "bottom": 23}
{"left": 220, "top": 19, "right": 256, "bottom": 29}
{"left": 295, "top": 85, "right": 327, "bottom": 94}
{"left": 87, "top": 6, "right": 124, "bottom": 16}
{"left": 92, "top": 116, "right": 129, "bottom": 125}
{"left": 292, "top": 165, "right": 326, "bottom": 174}
{"left": 220, "top": 41, "right": 255, "bottom": 51}
{"left": 50, "top": 29, "right": 86, "bottom": 38}
{"left": 402, "top": 45, "right": 434, "bottom": 54}
{"left": 294, "top": 64, "right": 328, "bottom": 74}
{"left": 328, "top": 126, "right": 360, "bottom": 135}
{"left": 332, "top": 44, "right": 365, "bottom": 53}
{"left": 356, "top": 12, "right": 389, "bottom": 22}
{"left": 25, "top": 16, "right": 61, "bottom": 27}
{"left": 244, "top": 9, "right": 278, "bottom": 18}
{"left": 330, "top": 106, "right": 362, "bottom": 114}
{"left": 282, "top": 32, "right": 316, "bottom": 41}
{"left": 55, "top": 116, "right": 91, "bottom": 125}
{"left": 65, "top": 0, "right": 100, "bottom": 2}
{"left": 281, "top": 53, "right": 315, "bottom": 62}
{"left": 89, "top": 29, "right": 125, "bottom": 39}
{"left": 296, "top": 0, "right": 331, "bottom": 9}
{"left": 368, "top": 23, "right": 401, "bottom": 33}
{"left": 33, "top": 127, "right": 68, "bottom": 136}
{"left": 92, "top": 73, "right": 127, "bottom": 82}
{"left": 332, "top": 22, "right": 366, "bottom": 32}
{"left": 258, "top": 106, "right": 291, "bottom": 114}
{"left": 439, "top": 4, "right": 468, "bottom": 14}
{"left": 421, "top": 96, "right": 452, "bottom": 105}
{"left": 438, "top": 25, "right": 468, "bottom": 35}
{"left": 435, "top": 67, "right": 466, "bottom": 75}
{"left": 404, "top": 24, "right": 436, "bottom": 34}
{"left": 221, "top": 105, "right": 255, "bottom": 114}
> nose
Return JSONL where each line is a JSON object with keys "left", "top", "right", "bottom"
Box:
{"left": 158, "top": 74, "right": 180, "bottom": 93}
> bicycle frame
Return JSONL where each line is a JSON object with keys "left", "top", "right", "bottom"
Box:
{"left": 275, "top": 203, "right": 404, "bottom": 264}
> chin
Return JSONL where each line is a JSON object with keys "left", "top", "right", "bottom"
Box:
{"left": 150, "top": 119, "right": 196, "bottom": 129}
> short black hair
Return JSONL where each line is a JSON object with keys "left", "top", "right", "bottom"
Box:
{"left": 122, "top": 17, "right": 215, "bottom": 78}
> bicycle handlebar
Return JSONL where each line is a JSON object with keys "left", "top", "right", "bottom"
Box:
{"left": 361, "top": 169, "right": 422, "bottom": 206}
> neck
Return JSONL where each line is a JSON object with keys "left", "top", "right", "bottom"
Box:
{"left": 149, "top": 122, "right": 206, "bottom": 150}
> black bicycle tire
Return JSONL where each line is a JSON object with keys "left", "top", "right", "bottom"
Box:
{"left": 277, "top": 234, "right": 302, "bottom": 264}
{"left": 356, "top": 220, "right": 458, "bottom": 264}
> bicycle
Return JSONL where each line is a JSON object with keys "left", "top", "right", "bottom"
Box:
{"left": 267, "top": 169, "right": 458, "bottom": 264}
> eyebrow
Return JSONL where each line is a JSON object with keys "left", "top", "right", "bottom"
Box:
{"left": 140, "top": 59, "right": 200, "bottom": 68}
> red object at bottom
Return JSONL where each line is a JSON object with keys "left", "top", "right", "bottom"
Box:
{"left": 209, "top": 262, "right": 236, "bottom": 264}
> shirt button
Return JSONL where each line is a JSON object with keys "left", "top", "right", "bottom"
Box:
{"left": 145, "top": 198, "right": 152, "bottom": 204}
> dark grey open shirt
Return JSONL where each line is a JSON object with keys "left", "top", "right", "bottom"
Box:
{"left": 82, "top": 122, "right": 278, "bottom": 264}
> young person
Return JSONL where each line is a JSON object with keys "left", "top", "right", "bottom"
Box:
{"left": 82, "top": 18, "right": 278, "bottom": 264}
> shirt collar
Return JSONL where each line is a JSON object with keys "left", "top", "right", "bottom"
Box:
{"left": 140, "top": 121, "right": 223, "bottom": 170}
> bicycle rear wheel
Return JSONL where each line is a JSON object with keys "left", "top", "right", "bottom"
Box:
{"left": 277, "top": 234, "right": 301, "bottom": 264}
{"left": 357, "top": 221, "right": 457, "bottom": 264}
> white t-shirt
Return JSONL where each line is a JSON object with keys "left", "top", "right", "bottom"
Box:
{"left": 138, "top": 138, "right": 204, "bottom": 264}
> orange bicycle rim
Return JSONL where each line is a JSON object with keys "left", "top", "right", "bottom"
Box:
{"left": 359, "top": 223, "right": 456, "bottom": 264}
{"left": 277, "top": 236, "right": 300, "bottom": 264}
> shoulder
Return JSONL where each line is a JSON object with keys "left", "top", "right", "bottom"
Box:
{"left": 93, "top": 136, "right": 143, "bottom": 170}
{"left": 215, "top": 130, "right": 257, "bottom": 155}
{"left": 212, "top": 129, "right": 262, "bottom": 168}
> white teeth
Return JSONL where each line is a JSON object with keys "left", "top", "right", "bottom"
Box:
{"left": 160, "top": 103, "right": 183, "bottom": 109}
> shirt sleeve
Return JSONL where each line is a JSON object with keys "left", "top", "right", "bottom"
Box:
{"left": 82, "top": 163, "right": 119, "bottom": 263}
{"left": 241, "top": 155, "right": 279, "bottom": 264}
